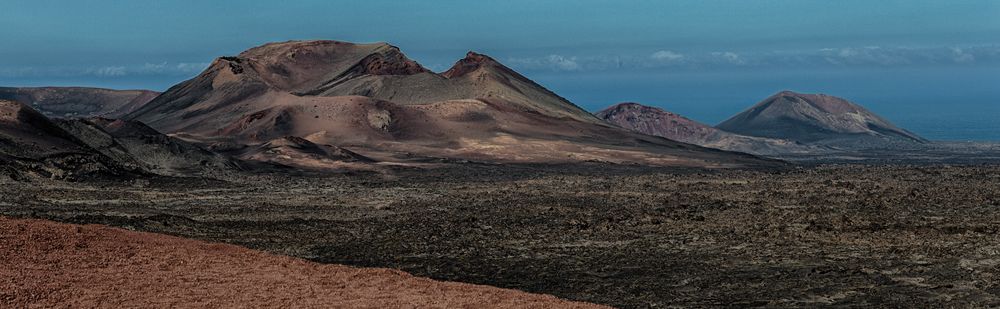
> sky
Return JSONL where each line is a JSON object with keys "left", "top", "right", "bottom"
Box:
{"left": 1, "top": 0, "right": 998, "bottom": 140}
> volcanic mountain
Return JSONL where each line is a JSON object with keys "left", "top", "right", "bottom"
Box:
{"left": 717, "top": 91, "right": 926, "bottom": 147}
{"left": 0, "top": 99, "right": 231, "bottom": 179}
{"left": 0, "top": 100, "right": 124, "bottom": 179}
{"left": 125, "top": 40, "right": 772, "bottom": 167}
{"left": 0, "top": 87, "right": 159, "bottom": 118}
{"left": 596, "top": 103, "right": 818, "bottom": 155}
{"left": 55, "top": 118, "right": 235, "bottom": 176}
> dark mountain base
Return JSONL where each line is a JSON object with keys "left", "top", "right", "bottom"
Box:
{"left": 54, "top": 118, "right": 238, "bottom": 176}
{"left": 4, "top": 163, "right": 1000, "bottom": 308}
{"left": 776, "top": 141, "right": 1000, "bottom": 165}
{"left": 0, "top": 153, "right": 131, "bottom": 181}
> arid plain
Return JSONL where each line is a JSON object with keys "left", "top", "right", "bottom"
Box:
{"left": 4, "top": 163, "right": 1000, "bottom": 308}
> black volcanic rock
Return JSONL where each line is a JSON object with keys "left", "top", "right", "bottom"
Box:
{"left": 0, "top": 100, "right": 127, "bottom": 179}
{"left": 716, "top": 91, "right": 926, "bottom": 147}
{"left": 56, "top": 118, "right": 236, "bottom": 176}
{"left": 0, "top": 99, "right": 232, "bottom": 179}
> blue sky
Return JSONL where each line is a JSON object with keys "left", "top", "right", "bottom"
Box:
{"left": 2, "top": 0, "right": 998, "bottom": 140}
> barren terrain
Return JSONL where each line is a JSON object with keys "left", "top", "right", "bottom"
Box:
{"left": 3, "top": 163, "right": 1000, "bottom": 307}
{"left": 0, "top": 216, "right": 602, "bottom": 308}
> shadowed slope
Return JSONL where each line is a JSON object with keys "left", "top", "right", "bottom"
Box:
{"left": 310, "top": 50, "right": 601, "bottom": 124}
{"left": 597, "top": 102, "right": 819, "bottom": 155}
{"left": 717, "top": 91, "right": 926, "bottom": 147}
{"left": 0, "top": 99, "right": 231, "bottom": 179}
{"left": 598, "top": 103, "right": 718, "bottom": 143}
{"left": 128, "top": 40, "right": 598, "bottom": 127}
{"left": 0, "top": 100, "right": 126, "bottom": 179}
{"left": 126, "top": 40, "right": 776, "bottom": 168}
{"left": 0, "top": 100, "right": 89, "bottom": 158}
{"left": 55, "top": 118, "right": 236, "bottom": 176}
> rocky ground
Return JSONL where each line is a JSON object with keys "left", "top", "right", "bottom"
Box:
{"left": 0, "top": 216, "right": 601, "bottom": 308}
{"left": 3, "top": 163, "right": 1000, "bottom": 308}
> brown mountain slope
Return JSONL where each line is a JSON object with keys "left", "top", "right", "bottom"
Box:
{"left": 597, "top": 103, "right": 718, "bottom": 143}
{"left": 716, "top": 91, "right": 926, "bottom": 147}
{"left": 0, "top": 100, "right": 92, "bottom": 159}
{"left": 0, "top": 99, "right": 230, "bottom": 179}
{"left": 0, "top": 216, "right": 605, "bottom": 308}
{"left": 55, "top": 118, "right": 236, "bottom": 176}
{"left": 125, "top": 40, "right": 774, "bottom": 168}
{"left": 0, "top": 87, "right": 159, "bottom": 118}
{"left": 597, "top": 103, "right": 819, "bottom": 155}
{"left": 129, "top": 41, "right": 597, "bottom": 126}
{"left": 0, "top": 100, "right": 124, "bottom": 179}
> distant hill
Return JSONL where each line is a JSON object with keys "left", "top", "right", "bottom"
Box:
{"left": 0, "top": 99, "right": 125, "bottom": 179}
{"left": 124, "top": 40, "right": 774, "bottom": 168}
{"left": 55, "top": 118, "right": 236, "bottom": 176}
{"left": 0, "top": 99, "right": 232, "bottom": 180}
{"left": 596, "top": 102, "right": 820, "bottom": 155}
{"left": 717, "top": 91, "right": 926, "bottom": 147}
{"left": 0, "top": 87, "right": 159, "bottom": 118}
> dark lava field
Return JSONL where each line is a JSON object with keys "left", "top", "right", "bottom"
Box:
{"left": 3, "top": 163, "right": 1000, "bottom": 308}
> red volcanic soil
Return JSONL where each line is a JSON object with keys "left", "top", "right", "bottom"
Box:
{"left": 596, "top": 102, "right": 720, "bottom": 144}
{"left": 0, "top": 216, "right": 605, "bottom": 308}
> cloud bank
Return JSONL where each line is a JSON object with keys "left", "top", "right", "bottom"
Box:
{"left": 0, "top": 62, "right": 210, "bottom": 78}
{"left": 504, "top": 44, "right": 1000, "bottom": 73}
{"left": 1, "top": 44, "right": 997, "bottom": 79}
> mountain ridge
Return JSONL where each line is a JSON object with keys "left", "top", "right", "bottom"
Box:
{"left": 596, "top": 102, "right": 821, "bottom": 155}
{"left": 716, "top": 90, "right": 926, "bottom": 146}
{"left": 123, "top": 40, "right": 774, "bottom": 168}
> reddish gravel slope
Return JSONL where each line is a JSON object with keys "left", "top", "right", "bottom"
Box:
{"left": 0, "top": 216, "right": 606, "bottom": 308}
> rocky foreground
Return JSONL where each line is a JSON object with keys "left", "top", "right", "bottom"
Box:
{"left": 3, "top": 163, "right": 1000, "bottom": 307}
{"left": 0, "top": 216, "right": 603, "bottom": 308}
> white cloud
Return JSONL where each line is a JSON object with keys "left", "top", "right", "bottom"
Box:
{"left": 93, "top": 66, "right": 127, "bottom": 77}
{"left": 0, "top": 62, "right": 209, "bottom": 78}
{"left": 545, "top": 55, "right": 581, "bottom": 71}
{"left": 712, "top": 52, "right": 745, "bottom": 65}
{"left": 140, "top": 62, "right": 168, "bottom": 72}
{"left": 507, "top": 54, "right": 581, "bottom": 71}
{"left": 819, "top": 46, "right": 917, "bottom": 66}
{"left": 837, "top": 48, "right": 859, "bottom": 58}
{"left": 506, "top": 45, "right": 1000, "bottom": 72}
{"left": 3, "top": 45, "right": 997, "bottom": 79}
{"left": 136, "top": 62, "right": 210, "bottom": 74}
{"left": 650, "top": 50, "right": 684, "bottom": 62}
{"left": 951, "top": 47, "right": 975, "bottom": 63}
